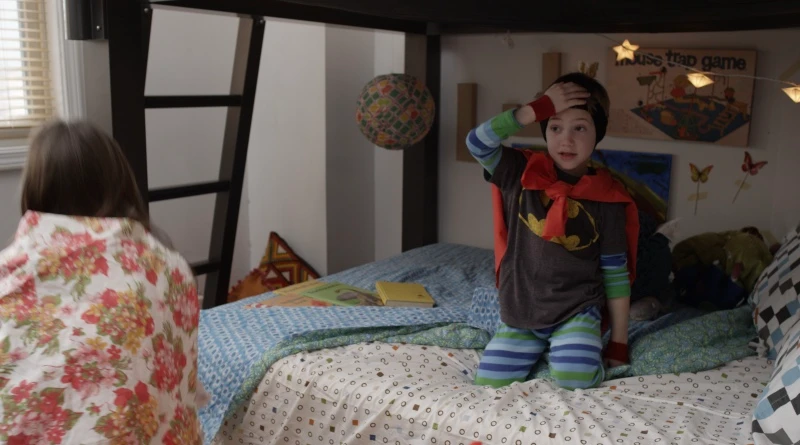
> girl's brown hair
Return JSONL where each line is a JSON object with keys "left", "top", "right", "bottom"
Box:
{"left": 20, "top": 120, "right": 150, "bottom": 230}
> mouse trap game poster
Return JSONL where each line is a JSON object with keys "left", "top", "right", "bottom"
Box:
{"left": 605, "top": 48, "right": 757, "bottom": 147}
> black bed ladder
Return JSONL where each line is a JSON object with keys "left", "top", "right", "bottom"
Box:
{"left": 107, "top": 0, "right": 265, "bottom": 309}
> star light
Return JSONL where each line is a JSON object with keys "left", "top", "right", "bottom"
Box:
{"left": 613, "top": 39, "right": 638, "bottom": 62}
{"left": 686, "top": 73, "right": 715, "bottom": 88}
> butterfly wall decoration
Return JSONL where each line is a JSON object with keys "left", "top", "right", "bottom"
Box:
{"left": 579, "top": 61, "right": 599, "bottom": 79}
{"left": 689, "top": 163, "right": 713, "bottom": 216}
{"left": 732, "top": 151, "right": 767, "bottom": 203}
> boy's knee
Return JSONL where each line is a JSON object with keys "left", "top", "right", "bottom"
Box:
{"left": 553, "top": 375, "right": 600, "bottom": 390}
{"left": 550, "top": 363, "right": 603, "bottom": 390}
{"left": 474, "top": 375, "right": 508, "bottom": 388}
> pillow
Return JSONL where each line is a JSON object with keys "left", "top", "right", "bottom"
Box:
{"left": 750, "top": 224, "right": 799, "bottom": 308}
{"left": 226, "top": 266, "right": 290, "bottom": 303}
{"left": 752, "top": 321, "right": 800, "bottom": 445}
{"left": 779, "top": 223, "right": 800, "bottom": 255}
{"left": 228, "top": 232, "right": 320, "bottom": 303}
{"left": 752, "top": 227, "right": 800, "bottom": 359}
{"left": 468, "top": 286, "right": 501, "bottom": 337}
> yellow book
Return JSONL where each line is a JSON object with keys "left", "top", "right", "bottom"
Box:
{"left": 374, "top": 281, "right": 435, "bottom": 308}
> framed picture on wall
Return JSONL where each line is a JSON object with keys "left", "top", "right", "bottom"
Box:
{"left": 605, "top": 48, "right": 757, "bottom": 147}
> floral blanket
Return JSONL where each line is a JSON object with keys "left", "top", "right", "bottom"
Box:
{"left": 0, "top": 212, "right": 202, "bottom": 444}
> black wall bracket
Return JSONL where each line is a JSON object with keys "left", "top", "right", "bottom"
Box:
{"left": 64, "top": 0, "right": 108, "bottom": 40}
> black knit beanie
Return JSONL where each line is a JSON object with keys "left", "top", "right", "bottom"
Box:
{"left": 539, "top": 72, "right": 610, "bottom": 146}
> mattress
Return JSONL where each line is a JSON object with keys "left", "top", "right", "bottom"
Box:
{"left": 200, "top": 243, "right": 762, "bottom": 443}
{"left": 213, "top": 342, "right": 771, "bottom": 444}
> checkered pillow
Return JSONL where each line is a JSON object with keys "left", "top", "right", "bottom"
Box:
{"left": 751, "top": 225, "right": 799, "bottom": 307}
{"left": 468, "top": 286, "right": 501, "bottom": 337}
{"left": 752, "top": 321, "right": 800, "bottom": 445}
{"left": 753, "top": 227, "right": 800, "bottom": 359}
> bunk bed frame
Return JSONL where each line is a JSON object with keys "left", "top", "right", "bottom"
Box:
{"left": 104, "top": 0, "right": 800, "bottom": 309}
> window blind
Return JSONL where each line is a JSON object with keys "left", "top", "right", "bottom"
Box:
{"left": 0, "top": 0, "right": 54, "bottom": 136}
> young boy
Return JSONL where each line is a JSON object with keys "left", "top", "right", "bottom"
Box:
{"left": 467, "top": 72, "right": 639, "bottom": 389}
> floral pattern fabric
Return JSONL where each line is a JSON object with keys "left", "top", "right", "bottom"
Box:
{"left": 0, "top": 212, "right": 202, "bottom": 444}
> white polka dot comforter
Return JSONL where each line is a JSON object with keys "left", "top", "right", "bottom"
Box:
{"left": 214, "top": 343, "right": 771, "bottom": 445}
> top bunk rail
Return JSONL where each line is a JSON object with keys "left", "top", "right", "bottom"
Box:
{"left": 148, "top": 0, "right": 800, "bottom": 34}
{"left": 148, "top": 0, "right": 428, "bottom": 34}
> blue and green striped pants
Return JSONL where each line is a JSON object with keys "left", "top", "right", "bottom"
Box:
{"left": 474, "top": 305, "right": 604, "bottom": 390}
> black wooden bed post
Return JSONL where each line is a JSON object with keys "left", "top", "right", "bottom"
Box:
{"left": 107, "top": 0, "right": 149, "bottom": 200}
{"left": 402, "top": 25, "right": 441, "bottom": 251}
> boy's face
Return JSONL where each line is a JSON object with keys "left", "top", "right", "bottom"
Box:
{"left": 545, "top": 108, "right": 596, "bottom": 176}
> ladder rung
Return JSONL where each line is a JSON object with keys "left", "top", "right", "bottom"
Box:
{"left": 144, "top": 95, "right": 243, "bottom": 108}
{"left": 191, "top": 259, "right": 220, "bottom": 276}
{"left": 148, "top": 180, "right": 230, "bottom": 202}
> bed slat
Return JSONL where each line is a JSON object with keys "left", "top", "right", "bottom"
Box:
{"left": 191, "top": 259, "right": 221, "bottom": 276}
{"left": 144, "top": 95, "right": 243, "bottom": 108}
{"left": 148, "top": 180, "right": 232, "bottom": 201}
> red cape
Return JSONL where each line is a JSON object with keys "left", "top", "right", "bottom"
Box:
{"left": 492, "top": 151, "right": 639, "bottom": 288}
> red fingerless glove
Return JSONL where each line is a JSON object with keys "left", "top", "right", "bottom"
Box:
{"left": 604, "top": 341, "right": 629, "bottom": 364}
{"left": 526, "top": 95, "right": 556, "bottom": 122}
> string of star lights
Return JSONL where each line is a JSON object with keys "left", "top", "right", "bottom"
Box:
{"left": 603, "top": 35, "right": 800, "bottom": 103}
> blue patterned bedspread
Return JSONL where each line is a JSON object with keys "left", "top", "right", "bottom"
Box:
{"left": 198, "top": 243, "right": 495, "bottom": 443}
{"left": 197, "top": 243, "right": 757, "bottom": 443}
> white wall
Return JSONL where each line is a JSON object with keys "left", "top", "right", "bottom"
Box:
{"left": 770, "top": 99, "right": 800, "bottom": 240}
{"left": 80, "top": 42, "right": 112, "bottom": 134}
{"left": 325, "top": 25, "right": 376, "bottom": 274}
{"left": 438, "top": 29, "right": 800, "bottom": 249}
{"left": 246, "top": 23, "right": 404, "bottom": 276}
{"left": 0, "top": 171, "right": 21, "bottom": 244}
{"left": 373, "top": 32, "right": 405, "bottom": 261}
{"left": 246, "top": 19, "right": 328, "bottom": 274}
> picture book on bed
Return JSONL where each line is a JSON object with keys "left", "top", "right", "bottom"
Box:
{"left": 298, "top": 281, "right": 382, "bottom": 306}
{"left": 375, "top": 280, "right": 435, "bottom": 307}
{"left": 245, "top": 279, "right": 382, "bottom": 308}
{"left": 245, "top": 279, "right": 436, "bottom": 308}
{"left": 245, "top": 293, "right": 333, "bottom": 308}
{"left": 272, "top": 279, "right": 324, "bottom": 295}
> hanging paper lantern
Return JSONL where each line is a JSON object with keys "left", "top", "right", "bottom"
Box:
{"left": 355, "top": 73, "right": 435, "bottom": 150}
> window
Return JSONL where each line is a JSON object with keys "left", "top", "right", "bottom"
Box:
{"left": 0, "top": 0, "right": 55, "bottom": 139}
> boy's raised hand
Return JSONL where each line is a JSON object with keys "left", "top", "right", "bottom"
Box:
{"left": 544, "top": 82, "right": 590, "bottom": 114}
{"left": 517, "top": 82, "right": 590, "bottom": 125}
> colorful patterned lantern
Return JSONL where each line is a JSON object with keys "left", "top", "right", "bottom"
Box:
{"left": 355, "top": 73, "right": 435, "bottom": 150}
